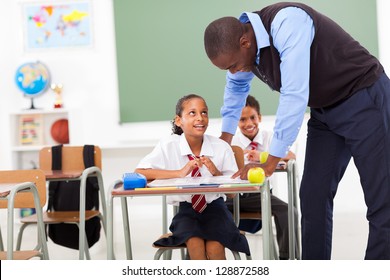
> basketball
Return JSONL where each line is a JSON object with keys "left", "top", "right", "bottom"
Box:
{"left": 50, "top": 119, "right": 69, "bottom": 144}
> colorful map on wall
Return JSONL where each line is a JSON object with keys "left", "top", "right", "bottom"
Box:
{"left": 24, "top": 2, "right": 92, "bottom": 50}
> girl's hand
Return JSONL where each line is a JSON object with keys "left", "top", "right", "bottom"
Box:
{"left": 244, "top": 149, "right": 260, "bottom": 162}
{"left": 178, "top": 159, "right": 203, "bottom": 177}
{"left": 200, "top": 156, "right": 222, "bottom": 176}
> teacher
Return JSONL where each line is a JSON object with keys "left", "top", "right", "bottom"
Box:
{"left": 204, "top": 2, "right": 390, "bottom": 259}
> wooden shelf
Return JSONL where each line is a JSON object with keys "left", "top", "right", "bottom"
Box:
{"left": 9, "top": 109, "right": 72, "bottom": 169}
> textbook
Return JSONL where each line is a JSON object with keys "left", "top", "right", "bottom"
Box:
{"left": 147, "top": 175, "right": 253, "bottom": 188}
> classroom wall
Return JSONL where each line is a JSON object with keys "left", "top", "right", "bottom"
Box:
{"left": 0, "top": 0, "right": 389, "bottom": 215}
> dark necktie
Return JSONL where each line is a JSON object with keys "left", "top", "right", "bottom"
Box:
{"left": 187, "top": 155, "right": 207, "bottom": 213}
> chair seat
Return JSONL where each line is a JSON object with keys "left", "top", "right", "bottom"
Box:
{"left": 0, "top": 250, "right": 42, "bottom": 260}
{"left": 20, "top": 210, "right": 100, "bottom": 224}
{"left": 239, "top": 212, "right": 262, "bottom": 220}
{"left": 153, "top": 231, "right": 248, "bottom": 249}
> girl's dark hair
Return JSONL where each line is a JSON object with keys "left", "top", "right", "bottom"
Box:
{"left": 246, "top": 95, "right": 261, "bottom": 115}
{"left": 171, "top": 94, "right": 206, "bottom": 135}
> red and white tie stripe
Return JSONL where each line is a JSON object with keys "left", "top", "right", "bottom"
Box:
{"left": 249, "top": 141, "right": 258, "bottom": 150}
{"left": 187, "top": 154, "right": 207, "bottom": 213}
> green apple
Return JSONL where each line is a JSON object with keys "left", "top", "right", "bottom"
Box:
{"left": 260, "top": 151, "right": 269, "bottom": 164}
{"left": 247, "top": 167, "right": 266, "bottom": 184}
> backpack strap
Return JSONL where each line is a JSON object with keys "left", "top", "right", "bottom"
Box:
{"left": 47, "top": 144, "right": 63, "bottom": 211}
{"left": 83, "top": 145, "right": 100, "bottom": 210}
{"left": 83, "top": 145, "right": 95, "bottom": 168}
{"left": 51, "top": 144, "right": 63, "bottom": 170}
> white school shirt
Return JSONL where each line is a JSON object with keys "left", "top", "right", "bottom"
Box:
{"left": 136, "top": 134, "right": 238, "bottom": 205}
{"left": 231, "top": 129, "right": 273, "bottom": 164}
{"left": 232, "top": 129, "right": 276, "bottom": 188}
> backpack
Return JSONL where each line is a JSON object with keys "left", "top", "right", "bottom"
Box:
{"left": 47, "top": 144, "right": 101, "bottom": 250}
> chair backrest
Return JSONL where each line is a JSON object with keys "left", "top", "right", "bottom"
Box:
{"left": 231, "top": 145, "right": 245, "bottom": 170}
{"left": 0, "top": 169, "right": 46, "bottom": 209}
{"left": 39, "top": 145, "right": 102, "bottom": 171}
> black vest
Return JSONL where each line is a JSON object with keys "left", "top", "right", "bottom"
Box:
{"left": 252, "top": 2, "right": 383, "bottom": 108}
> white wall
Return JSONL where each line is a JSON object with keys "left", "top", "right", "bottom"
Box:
{"left": 0, "top": 0, "right": 389, "bottom": 215}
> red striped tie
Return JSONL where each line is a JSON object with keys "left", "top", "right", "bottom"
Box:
{"left": 249, "top": 141, "right": 258, "bottom": 150}
{"left": 187, "top": 155, "right": 207, "bottom": 213}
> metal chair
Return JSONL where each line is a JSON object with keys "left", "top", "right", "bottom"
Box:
{"left": 16, "top": 146, "right": 107, "bottom": 260}
{"left": 0, "top": 169, "right": 49, "bottom": 260}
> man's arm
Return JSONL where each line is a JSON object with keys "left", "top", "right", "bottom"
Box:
{"left": 220, "top": 71, "right": 254, "bottom": 136}
{"left": 268, "top": 7, "right": 314, "bottom": 160}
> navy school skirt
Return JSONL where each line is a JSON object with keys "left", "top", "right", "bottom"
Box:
{"left": 153, "top": 197, "right": 250, "bottom": 255}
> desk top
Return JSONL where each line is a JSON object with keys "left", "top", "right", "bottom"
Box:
{"left": 43, "top": 170, "right": 83, "bottom": 180}
{"left": 111, "top": 183, "right": 261, "bottom": 197}
{"left": 0, "top": 183, "right": 18, "bottom": 197}
{"left": 0, "top": 182, "right": 34, "bottom": 197}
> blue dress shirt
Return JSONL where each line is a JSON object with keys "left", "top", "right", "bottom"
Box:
{"left": 221, "top": 7, "right": 315, "bottom": 158}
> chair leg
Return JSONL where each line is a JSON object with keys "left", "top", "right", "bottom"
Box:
{"left": 84, "top": 234, "right": 91, "bottom": 260}
{"left": 16, "top": 223, "right": 30, "bottom": 250}
{"left": 75, "top": 223, "right": 91, "bottom": 260}
{"left": 231, "top": 250, "right": 241, "bottom": 260}
{"left": 180, "top": 248, "right": 187, "bottom": 260}
{"left": 154, "top": 248, "right": 172, "bottom": 260}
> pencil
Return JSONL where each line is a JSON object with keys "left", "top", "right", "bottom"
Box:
{"left": 134, "top": 186, "right": 180, "bottom": 191}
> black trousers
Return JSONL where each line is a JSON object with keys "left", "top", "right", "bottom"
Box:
{"left": 300, "top": 72, "right": 390, "bottom": 259}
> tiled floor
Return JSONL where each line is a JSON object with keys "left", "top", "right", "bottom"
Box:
{"left": 12, "top": 196, "right": 369, "bottom": 260}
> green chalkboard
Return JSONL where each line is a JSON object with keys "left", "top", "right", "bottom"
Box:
{"left": 113, "top": 0, "right": 378, "bottom": 123}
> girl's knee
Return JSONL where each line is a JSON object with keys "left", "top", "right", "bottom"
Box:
{"left": 206, "top": 241, "right": 226, "bottom": 260}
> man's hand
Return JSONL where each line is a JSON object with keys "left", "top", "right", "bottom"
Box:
{"left": 232, "top": 154, "right": 281, "bottom": 179}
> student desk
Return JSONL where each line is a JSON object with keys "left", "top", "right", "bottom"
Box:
{"left": 106, "top": 181, "right": 274, "bottom": 260}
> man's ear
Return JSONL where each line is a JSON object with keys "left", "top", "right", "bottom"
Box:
{"left": 240, "top": 36, "right": 251, "bottom": 49}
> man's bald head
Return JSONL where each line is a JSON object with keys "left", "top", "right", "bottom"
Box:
{"left": 204, "top": 17, "right": 243, "bottom": 60}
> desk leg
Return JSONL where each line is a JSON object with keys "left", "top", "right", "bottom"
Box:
{"left": 261, "top": 180, "right": 273, "bottom": 260}
{"left": 161, "top": 195, "right": 172, "bottom": 260}
{"left": 121, "top": 197, "right": 133, "bottom": 260}
{"left": 162, "top": 195, "right": 168, "bottom": 234}
{"left": 287, "top": 161, "right": 296, "bottom": 260}
{"left": 107, "top": 194, "right": 114, "bottom": 259}
{"left": 0, "top": 224, "right": 3, "bottom": 251}
{"left": 292, "top": 162, "right": 301, "bottom": 259}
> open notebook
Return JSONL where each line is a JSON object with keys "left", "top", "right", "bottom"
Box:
{"left": 147, "top": 175, "right": 254, "bottom": 188}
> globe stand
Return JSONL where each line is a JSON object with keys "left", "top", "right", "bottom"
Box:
{"left": 25, "top": 97, "right": 40, "bottom": 110}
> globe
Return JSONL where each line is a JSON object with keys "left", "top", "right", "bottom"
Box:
{"left": 15, "top": 61, "right": 50, "bottom": 109}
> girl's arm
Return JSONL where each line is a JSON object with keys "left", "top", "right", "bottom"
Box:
{"left": 135, "top": 168, "right": 183, "bottom": 181}
{"left": 135, "top": 160, "right": 200, "bottom": 180}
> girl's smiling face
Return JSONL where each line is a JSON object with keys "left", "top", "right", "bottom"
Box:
{"left": 238, "top": 105, "right": 261, "bottom": 140}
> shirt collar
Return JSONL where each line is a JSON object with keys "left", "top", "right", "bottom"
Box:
{"left": 179, "top": 134, "right": 213, "bottom": 157}
{"left": 238, "top": 129, "right": 265, "bottom": 149}
{"left": 239, "top": 12, "right": 270, "bottom": 65}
